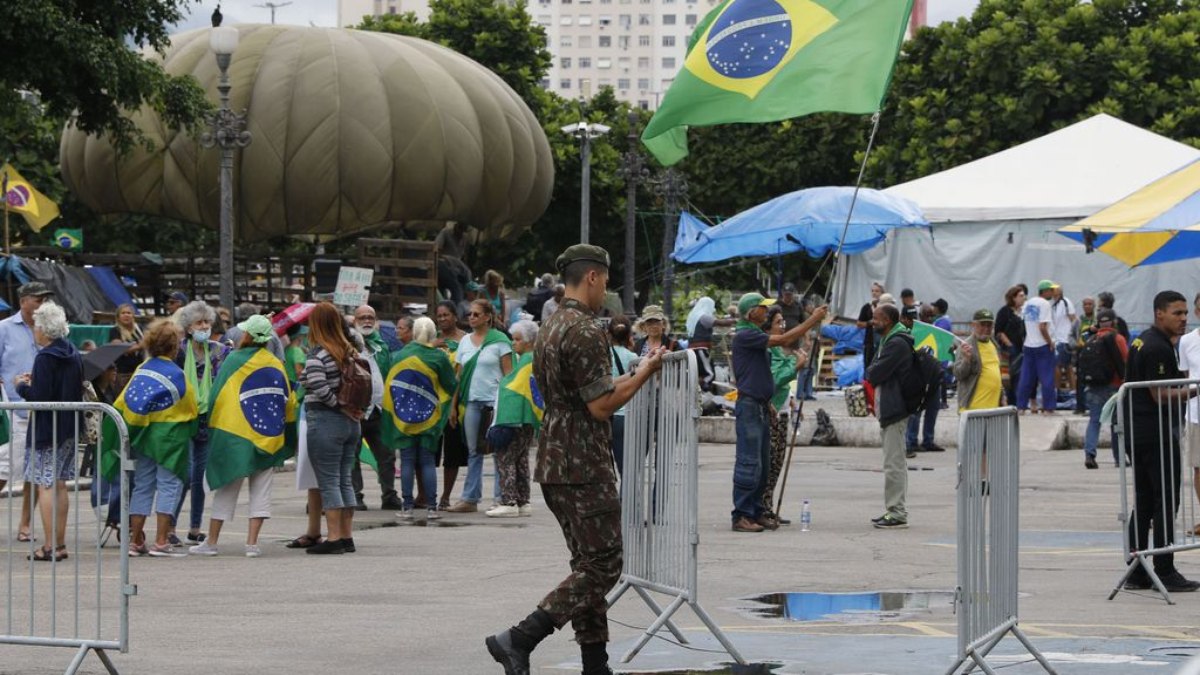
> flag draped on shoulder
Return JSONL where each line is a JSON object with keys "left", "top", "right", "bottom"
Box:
{"left": 642, "top": 0, "right": 914, "bottom": 165}
{"left": 205, "top": 347, "right": 298, "bottom": 491}
{"left": 382, "top": 342, "right": 458, "bottom": 450}
{"left": 2, "top": 164, "right": 61, "bottom": 231}
{"left": 456, "top": 329, "right": 512, "bottom": 420}
{"left": 101, "top": 357, "right": 199, "bottom": 480}
{"left": 493, "top": 352, "right": 544, "bottom": 429}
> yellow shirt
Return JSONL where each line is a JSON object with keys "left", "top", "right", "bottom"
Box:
{"left": 966, "top": 339, "right": 1003, "bottom": 410}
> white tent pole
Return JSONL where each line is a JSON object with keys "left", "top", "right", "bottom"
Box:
{"left": 826, "top": 111, "right": 883, "bottom": 306}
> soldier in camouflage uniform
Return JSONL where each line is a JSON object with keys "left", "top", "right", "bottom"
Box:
{"left": 486, "top": 244, "right": 666, "bottom": 675}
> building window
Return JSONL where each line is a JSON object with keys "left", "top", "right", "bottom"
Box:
{"left": 619, "top": 13, "right": 631, "bottom": 27}
{"left": 561, "top": 36, "right": 573, "bottom": 47}
{"left": 661, "top": 78, "right": 673, "bottom": 89}
{"left": 638, "top": 35, "right": 650, "bottom": 47}
{"left": 638, "top": 13, "right": 651, "bottom": 24}
{"left": 537, "top": 13, "right": 551, "bottom": 23}
{"left": 685, "top": 13, "right": 697, "bottom": 25}
{"left": 540, "top": 78, "right": 550, "bottom": 88}
{"left": 618, "top": 35, "right": 630, "bottom": 48}
{"left": 618, "top": 77, "right": 630, "bottom": 89}
{"left": 579, "top": 56, "right": 592, "bottom": 68}
{"left": 618, "top": 56, "right": 631, "bottom": 68}
{"left": 598, "top": 57, "right": 612, "bottom": 68}
{"left": 662, "top": 35, "right": 675, "bottom": 47}
{"left": 662, "top": 57, "right": 675, "bottom": 69}
{"left": 561, "top": 79, "right": 572, "bottom": 89}
{"left": 579, "top": 14, "right": 593, "bottom": 25}
{"left": 599, "top": 77, "right": 612, "bottom": 87}
{"left": 579, "top": 35, "right": 592, "bottom": 47}
{"left": 663, "top": 13, "right": 676, "bottom": 24}
{"left": 637, "top": 77, "right": 650, "bottom": 89}
{"left": 560, "top": 15, "right": 572, "bottom": 24}
{"left": 599, "top": 15, "right": 612, "bottom": 26}
{"left": 637, "top": 57, "right": 650, "bottom": 69}
{"left": 561, "top": 57, "right": 572, "bottom": 68}
{"left": 639, "top": 99, "right": 649, "bottom": 109}
{"left": 599, "top": 35, "right": 611, "bottom": 47}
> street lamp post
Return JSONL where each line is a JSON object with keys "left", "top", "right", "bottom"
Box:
{"left": 655, "top": 168, "right": 687, "bottom": 320}
{"left": 616, "top": 111, "right": 648, "bottom": 315}
{"left": 200, "top": 26, "right": 252, "bottom": 310}
{"left": 562, "top": 121, "right": 610, "bottom": 244}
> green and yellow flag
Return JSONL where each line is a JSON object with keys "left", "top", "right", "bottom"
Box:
{"left": 493, "top": 352, "right": 544, "bottom": 429}
{"left": 101, "top": 357, "right": 199, "bottom": 480}
{"left": 911, "top": 321, "right": 957, "bottom": 362}
{"left": 643, "top": 0, "right": 914, "bottom": 165}
{"left": 205, "top": 347, "right": 298, "bottom": 491}
{"left": 2, "top": 163, "right": 60, "bottom": 231}
{"left": 381, "top": 343, "right": 458, "bottom": 450}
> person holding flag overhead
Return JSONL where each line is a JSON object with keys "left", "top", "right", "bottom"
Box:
{"left": 485, "top": 319, "right": 544, "bottom": 518}
{"left": 101, "top": 320, "right": 200, "bottom": 557}
{"left": 188, "top": 315, "right": 297, "bottom": 558}
{"left": 382, "top": 316, "right": 457, "bottom": 522}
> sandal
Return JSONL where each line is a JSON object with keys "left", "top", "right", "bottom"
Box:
{"left": 54, "top": 545, "right": 68, "bottom": 561}
{"left": 285, "top": 534, "right": 324, "bottom": 549}
{"left": 28, "top": 546, "right": 54, "bottom": 562}
{"left": 17, "top": 531, "right": 34, "bottom": 543}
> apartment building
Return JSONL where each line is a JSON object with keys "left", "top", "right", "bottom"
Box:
{"left": 338, "top": 0, "right": 433, "bottom": 27}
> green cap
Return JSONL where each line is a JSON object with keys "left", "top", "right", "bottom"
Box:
{"left": 1037, "top": 279, "right": 1059, "bottom": 292}
{"left": 554, "top": 244, "right": 610, "bottom": 273}
{"left": 237, "top": 315, "right": 274, "bottom": 344}
{"left": 737, "top": 292, "right": 775, "bottom": 316}
{"left": 973, "top": 308, "right": 995, "bottom": 322}
{"left": 466, "top": 280, "right": 483, "bottom": 292}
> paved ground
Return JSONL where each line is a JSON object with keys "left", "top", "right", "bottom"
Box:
{"left": 3, "top": 406, "right": 1200, "bottom": 674}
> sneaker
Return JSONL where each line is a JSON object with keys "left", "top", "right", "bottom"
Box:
{"left": 1085, "top": 457, "right": 1099, "bottom": 469}
{"left": 305, "top": 539, "right": 345, "bottom": 555}
{"left": 873, "top": 514, "right": 908, "bottom": 529}
{"left": 905, "top": 447, "right": 917, "bottom": 459}
{"left": 398, "top": 508, "right": 414, "bottom": 521}
{"left": 188, "top": 541, "right": 219, "bottom": 556}
{"left": 756, "top": 515, "right": 780, "bottom": 531}
{"left": 921, "top": 444, "right": 946, "bottom": 453}
{"left": 128, "top": 543, "right": 149, "bottom": 558}
{"left": 870, "top": 513, "right": 889, "bottom": 525}
{"left": 186, "top": 531, "right": 206, "bottom": 544}
{"left": 427, "top": 509, "right": 441, "bottom": 521}
{"left": 518, "top": 504, "right": 533, "bottom": 517}
{"left": 166, "top": 533, "right": 183, "bottom": 547}
{"left": 486, "top": 504, "right": 521, "bottom": 518}
{"left": 342, "top": 538, "right": 356, "bottom": 553}
{"left": 444, "top": 500, "right": 478, "bottom": 513}
{"left": 1124, "top": 571, "right": 1153, "bottom": 590}
{"left": 244, "top": 545, "right": 261, "bottom": 558}
{"left": 1159, "top": 572, "right": 1200, "bottom": 593}
{"left": 732, "top": 516, "right": 764, "bottom": 533}
{"left": 354, "top": 499, "right": 368, "bottom": 512}
{"left": 147, "top": 543, "right": 186, "bottom": 558}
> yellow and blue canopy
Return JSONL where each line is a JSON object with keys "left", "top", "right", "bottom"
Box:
{"left": 1059, "top": 159, "right": 1200, "bottom": 266}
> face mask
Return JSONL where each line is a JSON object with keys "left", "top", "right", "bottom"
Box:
{"left": 192, "top": 329, "right": 211, "bottom": 342}
{"left": 357, "top": 324, "right": 375, "bottom": 336}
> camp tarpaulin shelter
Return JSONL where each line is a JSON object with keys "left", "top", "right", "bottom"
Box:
{"left": 833, "top": 114, "right": 1200, "bottom": 322}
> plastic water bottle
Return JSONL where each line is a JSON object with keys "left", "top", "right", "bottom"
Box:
{"left": 800, "top": 500, "right": 811, "bottom": 531}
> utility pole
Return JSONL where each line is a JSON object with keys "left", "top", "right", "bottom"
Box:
{"left": 616, "top": 111, "right": 648, "bottom": 316}
{"left": 655, "top": 168, "right": 687, "bottom": 321}
{"left": 254, "top": 1, "right": 293, "bottom": 24}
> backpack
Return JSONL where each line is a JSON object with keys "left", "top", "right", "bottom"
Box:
{"left": 336, "top": 354, "right": 374, "bottom": 415}
{"left": 811, "top": 408, "right": 839, "bottom": 446}
{"left": 1077, "top": 331, "right": 1117, "bottom": 386}
{"left": 904, "top": 346, "right": 943, "bottom": 414}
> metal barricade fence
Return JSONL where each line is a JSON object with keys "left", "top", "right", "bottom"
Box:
{"left": 1, "top": 401, "right": 135, "bottom": 674}
{"left": 946, "top": 407, "right": 1056, "bottom": 675}
{"left": 1109, "top": 378, "right": 1200, "bottom": 604}
{"left": 605, "top": 350, "right": 745, "bottom": 665}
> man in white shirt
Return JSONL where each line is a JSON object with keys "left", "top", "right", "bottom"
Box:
{"left": 1176, "top": 292, "right": 1200, "bottom": 536}
{"left": 1017, "top": 280, "right": 1058, "bottom": 413}
{"left": 1050, "top": 286, "right": 1078, "bottom": 392}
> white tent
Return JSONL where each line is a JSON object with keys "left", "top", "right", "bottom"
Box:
{"left": 834, "top": 114, "right": 1200, "bottom": 328}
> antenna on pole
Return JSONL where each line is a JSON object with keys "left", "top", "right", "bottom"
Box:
{"left": 253, "top": 1, "right": 293, "bottom": 24}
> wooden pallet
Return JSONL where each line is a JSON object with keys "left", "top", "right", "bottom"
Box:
{"left": 356, "top": 238, "right": 439, "bottom": 316}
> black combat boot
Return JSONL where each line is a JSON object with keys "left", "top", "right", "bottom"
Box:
{"left": 486, "top": 608, "right": 555, "bottom": 675}
{"left": 580, "top": 642, "right": 613, "bottom": 675}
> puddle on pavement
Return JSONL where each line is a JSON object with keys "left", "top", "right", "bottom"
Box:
{"left": 618, "top": 663, "right": 783, "bottom": 674}
{"left": 743, "top": 590, "right": 954, "bottom": 623}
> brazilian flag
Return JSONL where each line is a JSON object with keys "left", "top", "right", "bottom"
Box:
{"left": 911, "top": 321, "right": 957, "bottom": 362}
{"left": 493, "top": 352, "right": 544, "bottom": 429}
{"left": 381, "top": 343, "right": 458, "bottom": 451}
{"left": 204, "top": 347, "right": 298, "bottom": 491}
{"left": 101, "top": 357, "right": 199, "bottom": 480}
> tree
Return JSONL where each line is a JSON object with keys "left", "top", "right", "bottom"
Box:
{"left": 1, "top": 1, "right": 210, "bottom": 152}
{"left": 867, "top": 0, "right": 1200, "bottom": 186}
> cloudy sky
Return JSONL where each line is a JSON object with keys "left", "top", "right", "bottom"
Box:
{"left": 175, "top": 0, "right": 981, "bottom": 30}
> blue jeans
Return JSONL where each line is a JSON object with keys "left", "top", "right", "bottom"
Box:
{"left": 307, "top": 404, "right": 361, "bottom": 509}
{"left": 462, "top": 401, "right": 497, "bottom": 504}
{"left": 173, "top": 434, "right": 209, "bottom": 530}
{"left": 129, "top": 450, "right": 183, "bottom": 517}
{"left": 906, "top": 381, "right": 940, "bottom": 448}
{"left": 1084, "top": 385, "right": 1117, "bottom": 461}
{"left": 1016, "top": 344, "right": 1057, "bottom": 411}
{"left": 731, "top": 397, "right": 771, "bottom": 522}
{"left": 399, "top": 446, "right": 438, "bottom": 510}
{"left": 797, "top": 367, "right": 815, "bottom": 399}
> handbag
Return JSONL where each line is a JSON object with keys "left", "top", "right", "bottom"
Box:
{"left": 844, "top": 385, "right": 869, "bottom": 417}
{"left": 476, "top": 405, "right": 495, "bottom": 455}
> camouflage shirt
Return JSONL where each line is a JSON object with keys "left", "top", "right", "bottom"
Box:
{"left": 533, "top": 297, "right": 617, "bottom": 484}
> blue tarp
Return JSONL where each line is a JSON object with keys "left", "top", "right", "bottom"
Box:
{"left": 820, "top": 324, "right": 865, "bottom": 355}
{"left": 86, "top": 266, "right": 136, "bottom": 312}
{"left": 0, "top": 256, "right": 31, "bottom": 285}
{"left": 672, "top": 186, "right": 929, "bottom": 264}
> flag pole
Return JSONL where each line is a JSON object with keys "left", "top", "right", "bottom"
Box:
{"left": 827, "top": 111, "right": 883, "bottom": 310}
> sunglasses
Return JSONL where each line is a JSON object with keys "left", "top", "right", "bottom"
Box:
{"left": 468, "top": 312, "right": 485, "bottom": 318}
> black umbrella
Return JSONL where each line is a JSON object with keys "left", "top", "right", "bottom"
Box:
{"left": 83, "top": 343, "right": 131, "bottom": 382}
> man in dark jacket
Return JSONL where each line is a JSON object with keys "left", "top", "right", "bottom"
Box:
{"left": 865, "top": 304, "right": 913, "bottom": 529}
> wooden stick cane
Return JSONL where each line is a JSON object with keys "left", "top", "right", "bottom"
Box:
{"left": 774, "top": 394, "right": 805, "bottom": 518}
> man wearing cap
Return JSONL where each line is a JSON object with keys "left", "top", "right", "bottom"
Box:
{"left": 1081, "top": 308, "right": 1127, "bottom": 469}
{"left": 953, "top": 310, "right": 1004, "bottom": 413}
{"left": 1017, "top": 280, "right": 1058, "bottom": 414}
{"left": 729, "top": 292, "right": 826, "bottom": 533}
{"left": 349, "top": 304, "right": 402, "bottom": 510}
{"left": 0, "top": 281, "right": 54, "bottom": 539}
{"left": 164, "top": 291, "right": 188, "bottom": 316}
{"left": 777, "top": 282, "right": 802, "bottom": 334}
{"left": 487, "top": 244, "right": 665, "bottom": 675}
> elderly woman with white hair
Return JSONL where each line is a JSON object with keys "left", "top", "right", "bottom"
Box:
{"left": 383, "top": 316, "right": 457, "bottom": 521}
{"left": 15, "top": 301, "right": 83, "bottom": 561}
{"left": 171, "top": 300, "right": 229, "bottom": 545}
{"left": 484, "top": 319, "right": 541, "bottom": 518}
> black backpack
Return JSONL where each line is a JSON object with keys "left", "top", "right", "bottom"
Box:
{"left": 1077, "top": 331, "right": 1117, "bottom": 386}
{"left": 904, "top": 346, "right": 943, "bottom": 414}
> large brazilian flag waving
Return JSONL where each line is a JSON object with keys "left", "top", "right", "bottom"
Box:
{"left": 493, "top": 352, "right": 544, "bottom": 429}
{"left": 643, "top": 0, "right": 914, "bottom": 165}
{"left": 101, "top": 357, "right": 199, "bottom": 481}
{"left": 205, "top": 347, "right": 298, "bottom": 491}
{"left": 381, "top": 343, "right": 458, "bottom": 451}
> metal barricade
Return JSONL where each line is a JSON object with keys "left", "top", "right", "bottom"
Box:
{"left": 605, "top": 350, "right": 745, "bottom": 665}
{"left": 947, "top": 407, "right": 1056, "bottom": 675}
{"left": 1109, "top": 378, "right": 1200, "bottom": 604}
{"left": 1, "top": 401, "right": 135, "bottom": 674}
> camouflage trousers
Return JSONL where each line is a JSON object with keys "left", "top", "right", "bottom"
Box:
{"left": 761, "top": 411, "right": 789, "bottom": 515}
{"left": 495, "top": 426, "right": 533, "bottom": 506}
{"left": 538, "top": 481, "right": 623, "bottom": 644}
